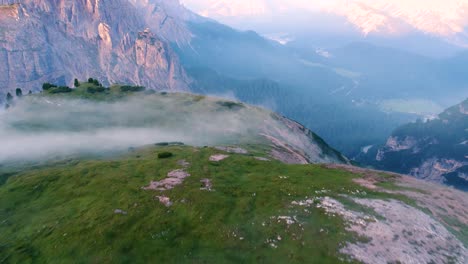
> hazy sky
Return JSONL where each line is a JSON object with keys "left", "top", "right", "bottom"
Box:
{"left": 182, "top": 0, "right": 468, "bottom": 38}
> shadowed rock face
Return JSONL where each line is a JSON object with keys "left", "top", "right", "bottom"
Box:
{"left": 0, "top": 0, "right": 192, "bottom": 96}
{"left": 366, "top": 98, "right": 468, "bottom": 190}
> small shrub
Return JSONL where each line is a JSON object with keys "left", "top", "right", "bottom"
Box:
{"left": 74, "top": 78, "right": 80, "bottom": 87}
{"left": 87, "top": 86, "right": 107, "bottom": 94}
{"left": 49, "top": 86, "right": 73, "bottom": 94}
{"left": 15, "top": 88, "right": 23, "bottom": 97}
{"left": 217, "top": 101, "right": 244, "bottom": 109}
{"left": 158, "top": 152, "right": 173, "bottom": 159}
{"left": 6, "top": 92, "right": 13, "bottom": 102}
{"left": 120, "top": 85, "right": 146, "bottom": 92}
{"left": 42, "top": 83, "right": 57, "bottom": 90}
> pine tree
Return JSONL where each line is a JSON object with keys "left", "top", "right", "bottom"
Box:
{"left": 74, "top": 78, "right": 80, "bottom": 87}
{"left": 16, "top": 88, "right": 23, "bottom": 97}
{"left": 6, "top": 92, "right": 13, "bottom": 102}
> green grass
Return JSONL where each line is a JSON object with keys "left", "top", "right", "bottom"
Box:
{"left": 1, "top": 144, "right": 461, "bottom": 263}
{"left": 40, "top": 82, "right": 137, "bottom": 101}
{"left": 441, "top": 216, "right": 468, "bottom": 246}
{"left": 0, "top": 145, "right": 373, "bottom": 263}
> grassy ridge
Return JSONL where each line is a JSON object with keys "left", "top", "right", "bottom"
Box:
{"left": 0, "top": 145, "right": 368, "bottom": 263}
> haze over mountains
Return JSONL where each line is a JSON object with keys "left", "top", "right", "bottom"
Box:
{"left": 182, "top": 0, "right": 468, "bottom": 57}
{"left": 0, "top": 0, "right": 467, "bottom": 188}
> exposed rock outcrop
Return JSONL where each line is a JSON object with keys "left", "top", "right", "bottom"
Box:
{"left": 263, "top": 114, "right": 349, "bottom": 164}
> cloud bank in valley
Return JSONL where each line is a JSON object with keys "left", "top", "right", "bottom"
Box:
{"left": 0, "top": 95, "right": 263, "bottom": 162}
{"left": 182, "top": 0, "right": 468, "bottom": 39}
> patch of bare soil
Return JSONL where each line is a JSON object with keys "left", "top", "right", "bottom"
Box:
{"left": 254, "top": 157, "right": 270, "bottom": 161}
{"left": 177, "top": 159, "right": 190, "bottom": 167}
{"left": 209, "top": 154, "right": 229, "bottom": 162}
{"left": 316, "top": 197, "right": 467, "bottom": 264}
{"left": 325, "top": 164, "right": 399, "bottom": 182}
{"left": 200, "top": 178, "right": 213, "bottom": 191}
{"left": 352, "top": 178, "right": 378, "bottom": 190}
{"left": 114, "top": 209, "right": 128, "bottom": 215}
{"left": 142, "top": 169, "right": 191, "bottom": 191}
{"left": 156, "top": 196, "right": 172, "bottom": 207}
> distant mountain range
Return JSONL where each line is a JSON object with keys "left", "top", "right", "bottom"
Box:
{"left": 360, "top": 98, "right": 468, "bottom": 190}
{"left": 184, "top": 0, "right": 468, "bottom": 57}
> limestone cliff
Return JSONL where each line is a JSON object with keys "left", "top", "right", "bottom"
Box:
{"left": 0, "top": 0, "right": 192, "bottom": 99}
{"left": 367, "top": 98, "right": 468, "bottom": 190}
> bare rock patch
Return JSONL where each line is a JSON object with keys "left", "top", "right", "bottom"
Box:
{"left": 215, "top": 146, "right": 248, "bottom": 154}
{"left": 209, "top": 154, "right": 229, "bottom": 162}
{"left": 200, "top": 178, "right": 213, "bottom": 191}
{"left": 156, "top": 196, "right": 172, "bottom": 207}
{"left": 315, "top": 196, "right": 467, "bottom": 264}
{"left": 143, "top": 169, "right": 190, "bottom": 191}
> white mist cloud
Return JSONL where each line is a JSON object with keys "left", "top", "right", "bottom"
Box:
{"left": 0, "top": 95, "right": 261, "bottom": 162}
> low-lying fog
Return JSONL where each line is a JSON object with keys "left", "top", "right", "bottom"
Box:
{"left": 0, "top": 95, "right": 270, "bottom": 163}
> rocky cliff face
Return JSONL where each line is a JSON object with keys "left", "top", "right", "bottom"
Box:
{"left": 366, "top": 98, "right": 468, "bottom": 190}
{"left": 0, "top": 0, "right": 192, "bottom": 99}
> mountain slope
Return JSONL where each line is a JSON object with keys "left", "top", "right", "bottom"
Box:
{"left": 0, "top": 0, "right": 191, "bottom": 97}
{"left": 362, "top": 98, "right": 468, "bottom": 190}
